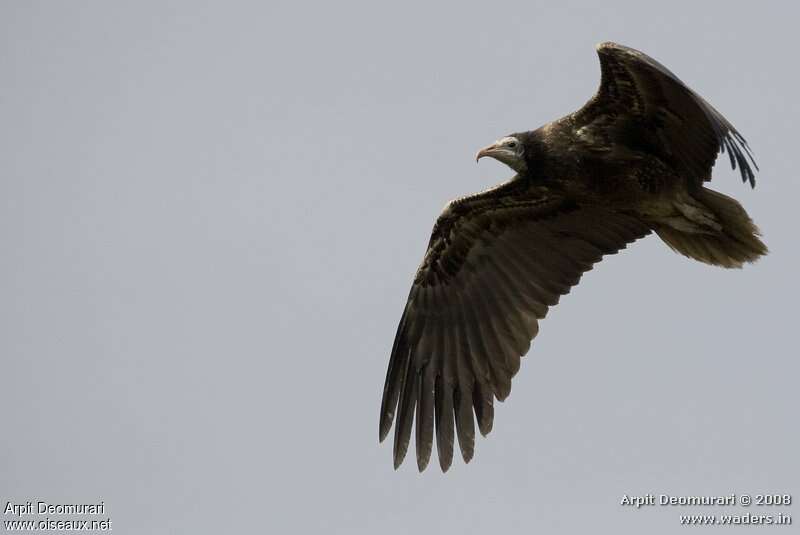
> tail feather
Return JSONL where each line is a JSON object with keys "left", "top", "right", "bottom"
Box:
{"left": 656, "top": 188, "right": 767, "bottom": 268}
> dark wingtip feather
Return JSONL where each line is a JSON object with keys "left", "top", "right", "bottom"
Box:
{"left": 454, "top": 388, "right": 476, "bottom": 463}
{"left": 379, "top": 305, "right": 417, "bottom": 443}
{"left": 439, "top": 458, "right": 452, "bottom": 473}
{"left": 416, "top": 456, "right": 429, "bottom": 472}
{"left": 379, "top": 421, "right": 390, "bottom": 443}
{"left": 719, "top": 130, "right": 757, "bottom": 188}
{"left": 392, "top": 436, "right": 408, "bottom": 469}
{"left": 415, "top": 369, "right": 435, "bottom": 472}
{"left": 379, "top": 400, "right": 396, "bottom": 442}
{"left": 391, "top": 353, "right": 418, "bottom": 470}
{"left": 473, "top": 386, "right": 494, "bottom": 436}
{"left": 434, "top": 377, "right": 455, "bottom": 473}
{"left": 379, "top": 383, "right": 396, "bottom": 442}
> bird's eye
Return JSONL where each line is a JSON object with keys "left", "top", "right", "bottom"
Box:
{"left": 506, "top": 140, "right": 517, "bottom": 148}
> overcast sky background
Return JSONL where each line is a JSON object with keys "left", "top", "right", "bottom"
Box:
{"left": 2, "top": 1, "right": 798, "bottom": 533}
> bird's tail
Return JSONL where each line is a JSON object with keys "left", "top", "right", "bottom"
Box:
{"left": 655, "top": 187, "right": 767, "bottom": 268}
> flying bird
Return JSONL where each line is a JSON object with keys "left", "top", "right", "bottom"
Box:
{"left": 379, "top": 42, "right": 766, "bottom": 472}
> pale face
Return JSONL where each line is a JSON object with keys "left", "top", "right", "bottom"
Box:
{"left": 475, "top": 136, "right": 526, "bottom": 172}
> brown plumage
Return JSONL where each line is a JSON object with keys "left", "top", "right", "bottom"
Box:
{"left": 379, "top": 42, "right": 767, "bottom": 472}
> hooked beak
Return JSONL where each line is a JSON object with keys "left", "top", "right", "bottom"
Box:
{"left": 475, "top": 142, "right": 500, "bottom": 162}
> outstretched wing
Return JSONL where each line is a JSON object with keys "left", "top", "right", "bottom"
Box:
{"left": 573, "top": 42, "right": 757, "bottom": 187}
{"left": 379, "top": 179, "right": 651, "bottom": 471}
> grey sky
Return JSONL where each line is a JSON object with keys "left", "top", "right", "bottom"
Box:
{"left": 2, "top": 1, "right": 797, "bottom": 533}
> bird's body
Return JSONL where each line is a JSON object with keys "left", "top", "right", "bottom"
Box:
{"left": 379, "top": 42, "right": 766, "bottom": 472}
{"left": 506, "top": 118, "right": 749, "bottom": 251}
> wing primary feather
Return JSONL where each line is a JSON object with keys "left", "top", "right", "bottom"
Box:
{"left": 392, "top": 348, "right": 419, "bottom": 469}
{"left": 454, "top": 385, "right": 476, "bottom": 463}
{"left": 434, "top": 375, "right": 455, "bottom": 472}
{"left": 472, "top": 382, "right": 494, "bottom": 436}
{"left": 448, "top": 290, "right": 476, "bottom": 463}
{"left": 379, "top": 307, "right": 410, "bottom": 442}
{"left": 415, "top": 364, "right": 435, "bottom": 471}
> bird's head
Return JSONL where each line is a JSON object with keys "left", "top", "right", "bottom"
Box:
{"left": 475, "top": 134, "right": 528, "bottom": 172}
